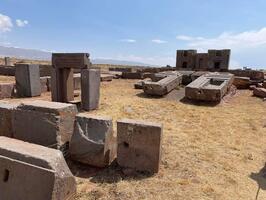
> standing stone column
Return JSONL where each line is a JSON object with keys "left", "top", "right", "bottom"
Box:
{"left": 4, "top": 57, "right": 11, "bottom": 66}
{"left": 15, "top": 64, "right": 41, "bottom": 97}
{"left": 81, "top": 69, "right": 100, "bottom": 111}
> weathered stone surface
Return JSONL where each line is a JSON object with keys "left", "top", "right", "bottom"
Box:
{"left": 40, "top": 77, "right": 49, "bottom": 93}
{"left": 0, "top": 136, "right": 76, "bottom": 200}
{"left": 0, "top": 65, "right": 15, "bottom": 76}
{"left": 177, "top": 71, "right": 194, "bottom": 85}
{"left": 117, "top": 119, "right": 163, "bottom": 173}
{"left": 39, "top": 65, "right": 52, "bottom": 77}
{"left": 109, "top": 67, "right": 132, "bottom": 72}
{"left": 52, "top": 53, "right": 91, "bottom": 69}
{"left": 81, "top": 69, "right": 100, "bottom": 111}
{"left": 229, "top": 69, "right": 264, "bottom": 81}
{"left": 233, "top": 76, "right": 251, "bottom": 89}
{"left": 15, "top": 64, "right": 41, "bottom": 97}
{"left": 143, "top": 74, "right": 182, "bottom": 96}
{"left": 4, "top": 57, "right": 11, "bottom": 66}
{"left": 0, "top": 103, "right": 18, "bottom": 137}
{"left": 134, "top": 80, "right": 145, "bottom": 89}
{"left": 253, "top": 87, "right": 266, "bottom": 98}
{"left": 263, "top": 81, "right": 266, "bottom": 89}
{"left": 70, "top": 114, "right": 116, "bottom": 167}
{"left": 101, "top": 74, "right": 113, "bottom": 82}
{"left": 73, "top": 73, "right": 81, "bottom": 90}
{"left": 191, "top": 71, "right": 208, "bottom": 81}
{"left": 185, "top": 73, "right": 234, "bottom": 102}
{"left": 122, "top": 72, "right": 143, "bottom": 79}
{"left": 12, "top": 100, "right": 77, "bottom": 152}
{"left": 0, "top": 83, "right": 15, "bottom": 99}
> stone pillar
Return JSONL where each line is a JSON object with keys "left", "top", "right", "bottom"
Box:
{"left": 51, "top": 67, "right": 74, "bottom": 102}
{"left": 81, "top": 69, "right": 100, "bottom": 111}
{"left": 15, "top": 64, "right": 41, "bottom": 97}
{"left": 4, "top": 57, "right": 11, "bottom": 66}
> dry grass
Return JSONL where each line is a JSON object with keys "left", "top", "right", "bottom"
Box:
{"left": 1, "top": 78, "right": 265, "bottom": 199}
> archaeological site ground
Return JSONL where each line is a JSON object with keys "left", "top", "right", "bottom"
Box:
{"left": 0, "top": 52, "right": 265, "bottom": 200}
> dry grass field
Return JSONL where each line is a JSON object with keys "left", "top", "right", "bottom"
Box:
{"left": 0, "top": 78, "right": 265, "bottom": 200}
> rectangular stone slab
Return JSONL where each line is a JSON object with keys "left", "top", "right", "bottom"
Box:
{"left": 52, "top": 53, "right": 90, "bottom": 69}
{"left": 81, "top": 69, "right": 100, "bottom": 111}
{"left": 0, "top": 155, "right": 55, "bottom": 200}
{"left": 15, "top": 64, "right": 41, "bottom": 97}
{"left": 117, "top": 119, "right": 163, "bottom": 173}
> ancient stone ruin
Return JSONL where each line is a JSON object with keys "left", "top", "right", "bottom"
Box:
{"left": 176, "top": 49, "right": 231, "bottom": 71}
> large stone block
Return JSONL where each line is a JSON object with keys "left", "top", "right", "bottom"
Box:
{"left": 0, "top": 103, "right": 18, "bottom": 137}
{"left": 117, "top": 119, "right": 163, "bottom": 173}
{"left": 0, "top": 83, "right": 15, "bottom": 99}
{"left": 185, "top": 73, "right": 234, "bottom": 102}
{"left": 143, "top": 73, "right": 182, "bottom": 96}
{"left": 233, "top": 76, "right": 251, "bottom": 89}
{"left": 15, "top": 64, "right": 41, "bottom": 97}
{"left": 12, "top": 100, "right": 77, "bottom": 152}
{"left": 253, "top": 87, "right": 266, "bottom": 98}
{"left": 121, "top": 72, "right": 143, "bottom": 79}
{"left": 52, "top": 53, "right": 91, "bottom": 69}
{"left": 70, "top": 114, "right": 116, "bottom": 167}
{"left": 81, "top": 69, "right": 100, "bottom": 111}
{"left": 0, "top": 136, "right": 76, "bottom": 200}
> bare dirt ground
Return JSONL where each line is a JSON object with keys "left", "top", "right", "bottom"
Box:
{"left": 1, "top": 78, "right": 266, "bottom": 200}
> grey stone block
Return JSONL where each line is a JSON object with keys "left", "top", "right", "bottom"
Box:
{"left": 117, "top": 119, "right": 163, "bottom": 173}
{"left": 52, "top": 53, "right": 91, "bottom": 69}
{"left": 0, "top": 83, "right": 15, "bottom": 99}
{"left": 15, "top": 64, "right": 41, "bottom": 97}
{"left": 70, "top": 114, "right": 116, "bottom": 167}
{"left": 0, "top": 103, "right": 19, "bottom": 138}
{"left": 12, "top": 100, "right": 77, "bottom": 152}
{"left": 81, "top": 69, "right": 100, "bottom": 111}
{"left": 185, "top": 73, "right": 234, "bottom": 102}
{"left": 253, "top": 87, "right": 266, "bottom": 98}
{"left": 0, "top": 136, "right": 76, "bottom": 200}
{"left": 143, "top": 74, "right": 182, "bottom": 96}
{"left": 233, "top": 76, "right": 251, "bottom": 89}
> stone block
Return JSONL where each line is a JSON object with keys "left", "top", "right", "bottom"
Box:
{"left": 0, "top": 136, "right": 76, "bottom": 200}
{"left": 81, "top": 69, "right": 100, "bottom": 111}
{"left": 0, "top": 83, "right": 15, "bottom": 99}
{"left": 101, "top": 74, "right": 113, "bottom": 82}
{"left": 122, "top": 72, "right": 143, "bottom": 79}
{"left": 185, "top": 73, "right": 234, "bottom": 102}
{"left": 70, "top": 114, "right": 116, "bottom": 167}
{"left": 233, "top": 76, "right": 251, "bottom": 89}
{"left": 263, "top": 81, "right": 266, "bottom": 89}
{"left": 40, "top": 77, "right": 49, "bottom": 93}
{"left": 0, "top": 103, "right": 19, "bottom": 137}
{"left": 12, "top": 100, "right": 77, "bottom": 153}
{"left": 0, "top": 66, "right": 15, "bottom": 76}
{"left": 253, "top": 88, "right": 266, "bottom": 98}
{"left": 4, "top": 57, "right": 11, "bottom": 66}
{"left": 117, "top": 119, "right": 163, "bottom": 173}
{"left": 73, "top": 73, "right": 81, "bottom": 90}
{"left": 178, "top": 70, "right": 194, "bottom": 85}
{"left": 143, "top": 74, "right": 182, "bottom": 96}
{"left": 15, "top": 64, "right": 41, "bottom": 97}
{"left": 52, "top": 53, "right": 91, "bottom": 69}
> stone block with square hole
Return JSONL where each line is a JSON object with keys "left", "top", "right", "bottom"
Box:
{"left": 12, "top": 100, "right": 77, "bottom": 154}
{"left": 0, "top": 136, "right": 76, "bottom": 200}
{"left": 15, "top": 64, "right": 41, "bottom": 97}
{"left": 117, "top": 119, "right": 163, "bottom": 173}
{"left": 70, "top": 113, "right": 116, "bottom": 167}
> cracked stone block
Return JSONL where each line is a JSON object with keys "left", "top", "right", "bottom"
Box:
{"left": 12, "top": 100, "right": 77, "bottom": 153}
{"left": 0, "top": 103, "right": 19, "bottom": 138}
{"left": 15, "top": 64, "right": 41, "bottom": 97}
{"left": 0, "top": 136, "right": 76, "bottom": 200}
{"left": 253, "top": 87, "right": 266, "bottom": 98}
{"left": 0, "top": 83, "right": 15, "bottom": 99}
{"left": 70, "top": 114, "right": 116, "bottom": 167}
{"left": 117, "top": 119, "right": 163, "bottom": 173}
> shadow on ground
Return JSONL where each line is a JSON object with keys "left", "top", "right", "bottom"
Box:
{"left": 67, "top": 159, "right": 154, "bottom": 184}
{"left": 250, "top": 163, "right": 266, "bottom": 200}
{"left": 180, "top": 97, "right": 220, "bottom": 107}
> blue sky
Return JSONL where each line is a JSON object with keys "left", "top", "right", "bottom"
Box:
{"left": 1, "top": 0, "right": 266, "bottom": 68}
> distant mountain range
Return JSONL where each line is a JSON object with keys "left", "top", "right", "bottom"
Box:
{"left": 0, "top": 46, "right": 153, "bottom": 66}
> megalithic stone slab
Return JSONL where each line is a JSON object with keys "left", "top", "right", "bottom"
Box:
{"left": 4, "top": 57, "right": 11, "bottom": 66}
{"left": 0, "top": 83, "right": 15, "bottom": 99}
{"left": 70, "top": 114, "right": 117, "bottom": 167}
{"left": 0, "top": 103, "right": 19, "bottom": 138}
{"left": 117, "top": 119, "right": 163, "bottom": 174}
{"left": 51, "top": 67, "right": 74, "bottom": 102}
{"left": 12, "top": 100, "right": 77, "bottom": 153}
{"left": 15, "top": 64, "right": 41, "bottom": 97}
{"left": 52, "top": 53, "right": 91, "bottom": 69}
{"left": 81, "top": 69, "right": 100, "bottom": 111}
{"left": 0, "top": 136, "right": 76, "bottom": 200}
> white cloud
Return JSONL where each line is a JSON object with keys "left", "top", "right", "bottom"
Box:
{"left": 0, "top": 14, "right": 13, "bottom": 32}
{"left": 152, "top": 39, "right": 167, "bottom": 44}
{"left": 16, "top": 19, "right": 29, "bottom": 27}
{"left": 176, "top": 27, "right": 266, "bottom": 51}
{"left": 120, "top": 39, "right": 136, "bottom": 43}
